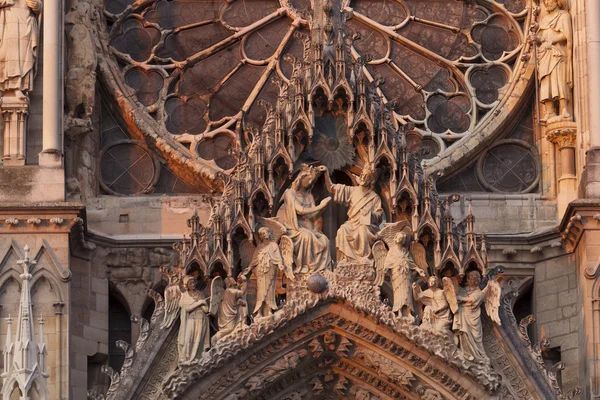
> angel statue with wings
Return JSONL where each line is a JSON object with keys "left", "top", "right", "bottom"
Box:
{"left": 412, "top": 276, "right": 452, "bottom": 333}
{"left": 443, "top": 270, "right": 502, "bottom": 361}
{"left": 374, "top": 227, "right": 428, "bottom": 321}
{"left": 211, "top": 275, "right": 248, "bottom": 345}
{"left": 242, "top": 225, "right": 295, "bottom": 318}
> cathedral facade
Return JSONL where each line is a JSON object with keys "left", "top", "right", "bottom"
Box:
{"left": 0, "top": 0, "right": 599, "bottom": 398}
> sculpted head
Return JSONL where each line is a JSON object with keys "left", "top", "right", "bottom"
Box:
{"left": 466, "top": 270, "right": 481, "bottom": 288}
{"left": 183, "top": 275, "right": 197, "bottom": 291}
{"left": 292, "top": 164, "right": 321, "bottom": 191}
{"left": 225, "top": 276, "right": 236, "bottom": 288}
{"left": 544, "top": 0, "right": 565, "bottom": 11}
{"left": 394, "top": 232, "right": 409, "bottom": 247}
{"left": 258, "top": 227, "right": 274, "bottom": 242}
{"left": 358, "top": 164, "right": 376, "bottom": 188}
{"left": 428, "top": 276, "right": 439, "bottom": 288}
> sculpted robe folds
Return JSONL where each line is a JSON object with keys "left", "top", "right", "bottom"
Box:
{"left": 538, "top": 9, "right": 572, "bottom": 102}
{"left": 332, "top": 184, "right": 382, "bottom": 261}
{"left": 0, "top": 0, "right": 41, "bottom": 91}
{"left": 178, "top": 291, "right": 210, "bottom": 363}
{"left": 251, "top": 241, "right": 283, "bottom": 314}
{"left": 453, "top": 287, "right": 487, "bottom": 361}
{"left": 419, "top": 289, "right": 452, "bottom": 332}
{"left": 218, "top": 286, "right": 244, "bottom": 333}
{"left": 282, "top": 189, "right": 330, "bottom": 272}
{"left": 386, "top": 247, "right": 415, "bottom": 314}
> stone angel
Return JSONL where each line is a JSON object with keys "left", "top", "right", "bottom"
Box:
{"left": 373, "top": 225, "right": 427, "bottom": 320}
{"left": 240, "top": 218, "right": 296, "bottom": 318}
{"left": 412, "top": 276, "right": 452, "bottom": 333}
{"left": 211, "top": 275, "right": 248, "bottom": 345}
{"left": 159, "top": 266, "right": 182, "bottom": 329}
{"left": 178, "top": 275, "right": 224, "bottom": 364}
{"left": 443, "top": 270, "right": 502, "bottom": 361}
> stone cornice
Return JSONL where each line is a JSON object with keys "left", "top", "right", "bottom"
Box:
{"left": 0, "top": 203, "right": 85, "bottom": 234}
{"left": 558, "top": 199, "right": 600, "bottom": 252}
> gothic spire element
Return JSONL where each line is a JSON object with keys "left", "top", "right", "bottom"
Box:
{"left": 1, "top": 245, "right": 48, "bottom": 400}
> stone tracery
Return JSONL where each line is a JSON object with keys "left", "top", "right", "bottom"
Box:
{"left": 98, "top": 0, "right": 535, "bottom": 187}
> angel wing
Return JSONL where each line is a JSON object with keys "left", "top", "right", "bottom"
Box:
{"left": 378, "top": 221, "right": 411, "bottom": 248}
{"left": 484, "top": 279, "right": 502, "bottom": 325}
{"left": 410, "top": 241, "right": 428, "bottom": 275}
{"left": 373, "top": 240, "right": 388, "bottom": 286}
{"left": 442, "top": 277, "right": 458, "bottom": 314}
{"left": 256, "top": 216, "right": 287, "bottom": 242}
{"left": 279, "top": 235, "right": 295, "bottom": 278}
{"left": 209, "top": 276, "right": 225, "bottom": 317}
{"left": 161, "top": 282, "right": 182, "bottom": 329}
{"left": 239, "top": 238, "right": 256, "bottom": 271}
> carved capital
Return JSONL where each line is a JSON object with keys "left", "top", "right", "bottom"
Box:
{"left": 546, "top": 121, "right": 577, "bottom": 149}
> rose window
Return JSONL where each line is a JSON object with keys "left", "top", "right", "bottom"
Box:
{"left": 101, "top": 0, "right": 533, "bottom": 182}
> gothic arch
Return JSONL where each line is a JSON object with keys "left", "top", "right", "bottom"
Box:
{"left": 166, "top": 300, "right": 495, "bottom": 399}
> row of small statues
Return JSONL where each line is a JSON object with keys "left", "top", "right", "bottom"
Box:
{"left": 169, "top": 163, "right": 501, "bottom": 365}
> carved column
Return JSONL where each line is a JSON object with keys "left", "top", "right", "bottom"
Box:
{"left": 547, "top": 121, "right": 577, "bottom": 217}
{"left": 584, "top": 0, "right": 600, "bottom": 197}
{"left": 1, "top": 96, "right": 29, "bottom": 166}
{"left": 39, "top": 0, "right": 64, "bottom": 167}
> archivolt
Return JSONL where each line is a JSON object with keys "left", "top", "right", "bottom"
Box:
{"left": 172, "top": 302, "right": 492, "bottom": 400}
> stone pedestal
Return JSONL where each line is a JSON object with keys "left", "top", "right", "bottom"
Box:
{"left": 546, "top": 121, "right": 577, "bottom": 217}
{"left": 1, "top": 95, "right": 29, "bottom": 166}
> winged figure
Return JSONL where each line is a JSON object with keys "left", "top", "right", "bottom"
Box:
{"left": 211, "top": 275, "right": 247, "bottom": 345}
{"left": 241, "top": 221, "right": 296, "bottom": 318}
{"left": 178, "top": 275, "right": 211, "bottom": 364}
{"left": 412, "top": 276, "right": 452, "bottom": 333}
{"left": 444, "top": 270, "right": 502, "bottom": 361}
{"left": 372, "top": 226, "right": 427, "bottom": 320}
{"left": 159, "top": 266, "right": 182, "bottom": 329}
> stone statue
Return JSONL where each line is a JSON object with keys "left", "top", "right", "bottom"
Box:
{"left": 211, "top": 276, "right": 247, "bottom": 345}
{"left": 246, "top": 350, "right": 308, "bottom": 391}
{"left": 280, "top": 164, "right": 331, "bottom": 273}
{"left": 65, "top": 1, "right": 98, "bottom": 135}
{"left": 351, "top": 387, "right": 379, "bottom": 400}
{"left": 0, "top": 0, "right": 41, "bottom": 98}
{"left": 536, "top": 0, "right": 573, "bottom": 122}
{"left": 322, "top": 164, "right": 383, "bottom": 262}
{"left": 374, "top": 232, "right": 426, "bottom": 320}
{"left": 177, "top": 276, "right": 211, "bottom": 364}
{"left": 444, "top": 270, "right": 502, "bottom": 361}
{"left": 413, "top": 276, "right": 452, "bottom": 333}
{"left": 243, "top": 227, "right": 295, "bottom": 318}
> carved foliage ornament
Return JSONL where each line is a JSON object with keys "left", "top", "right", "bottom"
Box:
{"left": 99, "top": 0, "right": 535, "bottom": 185}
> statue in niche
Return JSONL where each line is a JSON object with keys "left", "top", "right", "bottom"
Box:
{"left": 374, "top": 231, "right": 426, "bottom": 321}
{"left": 536, "top": 0, "right": 573, "bottom": 122}
{"left": 65, "top": 1, "right": 98, "bottom": 136}
{"left": 211, "top": 275, "right": 247, "bottom": 345}
{"left": 177, "top": 275, "right": 211, "bottom": 364}
{"left": 412, "top": 276, "right": 452, "bottom": 333}
{"left": 280, "top": 164, "right": 331, "bottom": 273}
{"left": 242, "top": 226, "right": 295, "bottom": 318}
{"left": 321, "top": 164, "right": 383, "bottom": 263}
{"left": 444, "top": 270, "right": 502, "bottom": 361}
{"left": 0, "top": 0, "right": 41, "bottom": 99}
